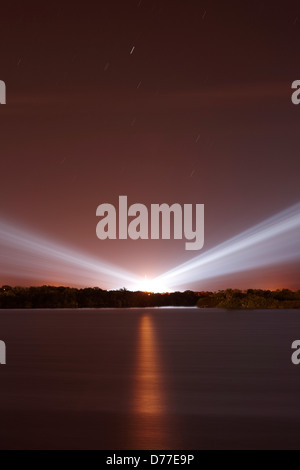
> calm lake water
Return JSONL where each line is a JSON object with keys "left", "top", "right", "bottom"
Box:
{"left": 0, "top": 307, "right": 300, "bottom": 449}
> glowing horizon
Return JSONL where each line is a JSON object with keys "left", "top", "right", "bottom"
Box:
{"left": 0, "top": 201, "right": 299, "bottom": 292}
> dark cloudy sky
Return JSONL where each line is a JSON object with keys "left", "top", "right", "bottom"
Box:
{"left": 0, "top": 1, "right": 299, "bottom": 290}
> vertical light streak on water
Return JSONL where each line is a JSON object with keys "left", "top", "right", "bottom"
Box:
{"left": 130, "top": 314, "right": 169, "bottom": 448}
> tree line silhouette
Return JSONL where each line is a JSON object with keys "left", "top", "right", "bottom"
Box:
{"left": 0, "top": 286, "right": 299, "bottom": 309}
{"left": 196, "top": 288, "right": 300, "bottom": 309}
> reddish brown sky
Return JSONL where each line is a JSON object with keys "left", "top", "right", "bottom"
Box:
{"left": 0, "top": 1, "right": 299, "bottom": 290}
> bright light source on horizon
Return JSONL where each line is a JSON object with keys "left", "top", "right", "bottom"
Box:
{"left": 135, "top": 275, "right": 171, "bottom": 293}
{"left": 0, "top": 201, "right": 299, "bottom": 292}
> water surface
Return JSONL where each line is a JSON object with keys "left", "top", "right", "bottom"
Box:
{"left": 0, "top": 308, "right": 300, "bottom": 449}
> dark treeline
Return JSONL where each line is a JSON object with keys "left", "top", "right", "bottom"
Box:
{"left": 196, "top": 289, "right": 300, "bottom": 309}
{"left": 0, "top": 285, "right": 198, "bottom": 309}
{"left": 0, "top": 286, "right": 300, "bottom": 309}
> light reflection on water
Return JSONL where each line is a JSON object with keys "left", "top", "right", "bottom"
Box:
{"left": 130, "top": 314, "right": 170, "bottom": 448}
{"left": 133, "top": 315, "right": 165, "bottom": 414}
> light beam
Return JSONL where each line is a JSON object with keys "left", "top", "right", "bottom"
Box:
{"left": 153, "top": 202, "right": 300, "bottom": 289}
{"left": 0, "top": 219, "right": 140, "bottom": 289}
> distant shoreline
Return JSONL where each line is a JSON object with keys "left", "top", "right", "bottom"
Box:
{"left": 0, "top": 286, "right": 299, "bottom": 309}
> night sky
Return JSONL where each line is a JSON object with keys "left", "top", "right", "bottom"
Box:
{"left": 0, "top": 1, "right": 299, "bottom": 291}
